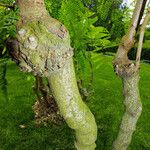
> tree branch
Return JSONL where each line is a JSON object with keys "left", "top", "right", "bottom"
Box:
{"left": 136, "top": 8, "right": 150, "bottom": 67}
{"left": 136, "top": 0, "right": 148, "bottom": 31}
{"left": 114, "top": 0, "right": 145, "bottom": 65}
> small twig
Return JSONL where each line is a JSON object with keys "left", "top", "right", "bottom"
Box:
{"left": 136, "top": 8, "right": 150, "bottom": 67}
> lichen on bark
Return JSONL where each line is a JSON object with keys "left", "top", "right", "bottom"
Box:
{"left": 112, "top": 0, "right": 148, "bottom": 149}
{"left": 14, "top": 0, "right": 97, "bottom": 149}
{"left": 48, "top": 59, "right": 97, "bottom": 150}
{"left": 16, "top": 20, "right": 73, "bottom": 76}
{"left": 113, "top": 71, "right": 142, "bottom": 150}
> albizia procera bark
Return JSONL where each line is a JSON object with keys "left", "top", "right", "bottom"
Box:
{"left": 113, "top": 0, "right": 149, "bottom": 150}
{"left": 13, "top": 0, "right": 97, "bottom": 149}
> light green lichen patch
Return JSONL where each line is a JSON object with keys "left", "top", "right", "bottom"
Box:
{"left": 48, "top": 59, "right": 97, "bottom": 150}
{"left": 17, "top": 19, "right": 73, "bottom": 77}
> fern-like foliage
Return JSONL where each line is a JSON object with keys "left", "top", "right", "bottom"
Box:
{"left": 82, "top": 0, "right": 125, "bottom": 39}
{"left": 45, "top": 0, "right": 63, "bottom": 19}
{"left": 97, "top": 0, "right": 125, "bottom": 39}
{"left": 45, "top": 0, "right": 111, "bottom": 98}
{"left": 59, "top": 0, "right": 110, "bottom": 88}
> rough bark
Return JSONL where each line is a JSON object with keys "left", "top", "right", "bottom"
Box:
{"left": 14, "top": 0, "right": 97, "bottom": 149}
{"left": 113, "top": 73, "right": 142, "bottom": 150}
{"left": 113, "top": 1, "right": 149, "bottom": 150}
{"left": 114, "top": 0, "right": 144, "bottom": 66}
{"left": 48, "top": 59, "right": 97, "bottom": 150}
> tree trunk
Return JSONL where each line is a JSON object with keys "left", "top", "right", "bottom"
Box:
{"left": 113, "top": 72, "right": 142, "bottom": 150}
{"left": 48, "top": 58, "right": 97, "bottom": 150}
{"left": 113, "top": 0, "right": 148, "bottom": 149}
{"left": 14, "top": 0, "right": 97, "bottom": 149}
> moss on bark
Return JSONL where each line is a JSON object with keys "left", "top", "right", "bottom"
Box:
{"left": 48, "top": 59, "right": 97, "bottom": 150}
{"left": 15, "top": 0, "right": 97, "bottom": 149}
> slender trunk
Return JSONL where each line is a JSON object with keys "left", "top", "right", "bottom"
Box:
{"left": 113, "top": 0, "right": 148, "bottom": 149}
{"left": 15, "top": 0, "right": 97, "bottom": 149}
{"left": 113, "top": 73, "right": 142, "bottom": 150}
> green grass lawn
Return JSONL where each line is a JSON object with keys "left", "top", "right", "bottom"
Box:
{"left": 0, "top": 53, "right": 150, "bottom": 150}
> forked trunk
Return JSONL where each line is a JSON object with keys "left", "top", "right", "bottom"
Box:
{"left": 113, "top": 0, "right": 149, "bottom": 149}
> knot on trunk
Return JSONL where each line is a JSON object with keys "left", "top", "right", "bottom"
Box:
{"left": 15, "top": 20, "right": 73, "bottom": 76}
{"left": 113, "top": 62, "right": 139, "bottom": 78}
